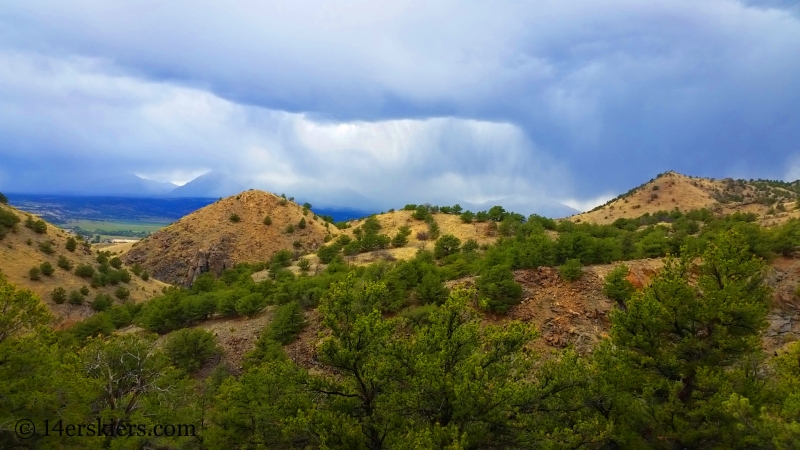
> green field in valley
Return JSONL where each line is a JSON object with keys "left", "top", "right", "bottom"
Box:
{"left": 65, "top": 219, "right": 170, "bottom": 239}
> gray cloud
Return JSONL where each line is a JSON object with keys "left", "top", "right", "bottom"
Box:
{"left": 0, "top": 52, "right": 570, "bottom": 212}
{"left": 0, "top": 0, "right": 799, "bottom": 210}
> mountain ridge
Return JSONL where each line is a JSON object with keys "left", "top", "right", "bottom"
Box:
{"left": 569, "top": 171, "right": 800, "bottom": 226}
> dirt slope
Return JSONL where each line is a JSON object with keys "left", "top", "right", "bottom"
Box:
{"left": 571, "top": 171, "right": 799, "bottom": 226}
{"left": 0, "top": 203, "right": 167, "bottom": 324}
{"left": 505, "top": 258, "right": 798, "bottom": 353}
{"left": 124, "top": 190, "right": 330, "bottom": 285}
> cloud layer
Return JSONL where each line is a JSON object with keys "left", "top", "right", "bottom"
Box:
{"left": 0, "top": 52, "right": 568, "bottom": 211}
{"left": 1, "top": 0, "right": 799, "bottom": 212}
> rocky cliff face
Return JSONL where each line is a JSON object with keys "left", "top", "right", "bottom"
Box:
{"left": 764, "top": 257, "right": 800, "bottom": 350}
{"left": 124, "top": 190, "right": 331, "bottom": 286}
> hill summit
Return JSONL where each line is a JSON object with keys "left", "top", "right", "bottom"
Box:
{"left": 570, "top": 171, "right": 799, "bottom": 225}
{"left": 124, "top": 190, "right": 331, "bottom": 285}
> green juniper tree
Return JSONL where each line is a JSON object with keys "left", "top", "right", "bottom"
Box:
{"left": 605, "top": 230, "right": 771, "bottom": 448}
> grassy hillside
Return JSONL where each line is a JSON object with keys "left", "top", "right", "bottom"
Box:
{"left": 570, "top": 171, "right": 799, "bottom": 225}
{"left": 0, "top": 201, "right": 167, "bottom": 325}
{"left": 124, "top": 190, "right": 332, "bottom": 285}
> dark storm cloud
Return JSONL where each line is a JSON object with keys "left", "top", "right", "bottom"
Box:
{"left": 0, "top": 0, "right": 798, "bottom": 210}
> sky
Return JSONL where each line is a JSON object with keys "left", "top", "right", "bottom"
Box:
{"left": 1, "top": 0, "right": 799, "bottom": 215}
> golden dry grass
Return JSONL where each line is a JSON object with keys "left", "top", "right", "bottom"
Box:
{"left": 570, "top": 171, "right": 800, "bottom": 226}
{"left": 0, "top": 204, "right": 168, "bottom": 325}
{"left": 123, "top": 190, "right": 332, "bottom": 285}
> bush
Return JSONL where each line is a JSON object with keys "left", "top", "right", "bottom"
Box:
{"left": 244, "top": 337, "right": 286, "bottom": 369}
{"left": 263, "top": 215, "right": 272, "bottom": 225}
{"left": 392, "top": 226, "right": 411, "bottom": 247}
{"left": 298, "top": 218, "right": 307, "bottom": 229}
{"left": 51, "top": 287, "right": 67, "bottom": 304}
{"left": 434, "top": 234, "right": 461, "bottom": 259}
{"left": 416, "top": 231, "right": 429, "bottom": 241}
{"left": 96, "top": 253, "right": 108, "bottom": 265}
{"left": 80, "top": 285, "right": 90, "bottom": 296}
{"left": 317, "top": 244, "right": 340, "bottom": 264}
{"left": 99, "top": 269, "right": 126, "bottom": 285}
{"left": 25, "top": 217, "right": 47, "bottom": 234}
{"left": 109, "top": 256, "right": 123, "bottom": 269}
{"left": 235, "top": 293, "right": 267, "bottom": 317}
{"left": 460, "top": 211, "right": 475, "bottom": 223}
{"left": 0, "top": 192, "right": 7, "bottom": 204}
{"left": 342, "top": 240, "right": 360, "bottom": 256}
{"left": 65, "top": 237, "right": 77, "bottom": 252}
{"left": 29, "top": 267, "right": 40, "bottom": 280}
{"left": 141, "top": 271, "right": 149, "bottom": 281}
{"left": 412, "top": 205, "right": 431, "bottom": 221}
{"left": 114, "top": 286, "right": 130, "bottom": 300}
{"left": 462, "top": 239, "right": 479, "bottom": 253}
{"left": 603, "top": 265, "right": 635, "bottom": 307}
{"left": 57, "top": 255, "right": 73, "bottom": 270}
{"left": 416, "top": 273, "right": 449, "bottom": 305}
{"left": 476, "top": 265, "right": 522, "bottom": 313}
{"left": 68, "top": 290, "right": 84, "bottom": 305}
{"left": 117, "top": 269, "right": 131, "bottom": 283}
{"left": 427, "top": 220, "right": 441, "bottom": 240}
{"left": 90, "top": 293, "right": 113, "bottom": 312}
{"left": 285, "top": 224, "right": 295, "bottom": 234}
{"left": 164, "top": 328, "right": 222, "bottom": 373}
{"left": 91, "top": 273, "right": 106, "bottom": 288}
{"left": 298, "top": 258, "right": 311, "bottom": 272}
{"left": 0, "top": 207, "right": 20, "bottom": 238}
{"left": 399, "top": 304, "right": 439, "bottom": 327}
{"left": 131, "top": 263, "right": 142, "bottom": 276}
{"left": 271, "top": 249, "right": 293, "bottom": 268}
{"left": 38, "top": 241, "right": 54, "bottom": 255}
{"left": 229, "top": 214, "right": 241, "bottom": 223}
{"left": 39, "top": 261, "right": 54, "bottom": 276}
{"left": 264, "top": 301, "right": 305, "bottom": 344}
{"left": 68, "top": 312, "right": 115, "bottom": 341}
{"left": 75, "top": 264, "right": 95, "bottom": 278}
{"left": 558, "top": 258, "right": 583, "bottom": 281}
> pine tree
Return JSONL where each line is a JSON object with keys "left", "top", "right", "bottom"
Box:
{"left": 607, "top": 230, "right": 770, "bottom": 447}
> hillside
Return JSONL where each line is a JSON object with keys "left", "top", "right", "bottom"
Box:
{"left": 343, "top": 209, "right": 498, "bottom": 259}
{"left": 0, "top": 202, "right": 167, "bottom": 324}
{"left": 570, "top": 171, "right": 800, "bottom": 225}
{"left": 124, "top": 190, "right": 331, "bottom": 285}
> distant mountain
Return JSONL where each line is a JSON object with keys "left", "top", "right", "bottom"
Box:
{"left": 135, "top": 177, "right": 179, "bottom": 196}
{"left": 74, "top": 173, "right": 176, "bottom": 196}
{"left": 169, "top": 171, "right": 246, "bottom": 198}
{"left": 6, "top": 194, "right": 216, "bottom": 224}
{"left": 8, "top": 173, "right": 177, "bottom": 197}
